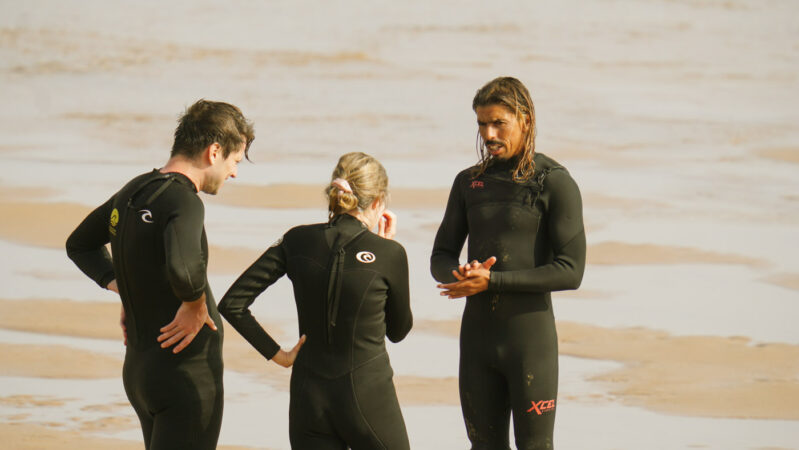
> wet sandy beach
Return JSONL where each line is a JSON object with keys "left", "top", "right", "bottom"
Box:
{"left": 1, "top": 0, "right": 798, "bottom": 449}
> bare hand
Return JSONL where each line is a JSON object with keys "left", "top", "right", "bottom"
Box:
{"left": 157, "top": 294, "right": 218, "bottom": 354}
{"left": 107, "top": 280, "right": 119, "bottom": 293}
{"left": 272, "top": 335, "right": 307, "bottom": 368}
{"left": 120, "top": 304, "right": 127, "bottom": 346}
{"left": 438, "top": 256, "right": 497, "bottom": 299}
{"left": 377, "top": 210, "right": 397, "bottom": 240}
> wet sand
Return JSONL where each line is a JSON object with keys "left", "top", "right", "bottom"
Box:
{"left": 3, "top": 298, "right": 797, "bottom": 420}
{"left": 587, "top": 241, "right": 767, "bottom": 266}
{"left": 2, "top": 0, "right": 798, "bottom": 448}
{"left": 416, "top": 319, "right": 799, "bottom": 420}
{"left": 0, "top": 422, "right": 266, "bottom": 450}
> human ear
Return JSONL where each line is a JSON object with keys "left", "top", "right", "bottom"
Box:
{"left": 521, "top": 114, "right": 531, "bottom": 132}
{"left": 205, "top": 143, "right": 222, "bottom": 165}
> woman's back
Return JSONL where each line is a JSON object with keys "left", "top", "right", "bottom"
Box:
{"left": 279, "top": 214, "right": 412, "bottom": 377}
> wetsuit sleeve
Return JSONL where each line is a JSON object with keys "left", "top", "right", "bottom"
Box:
{"left": 66, "top": 196, "right": 116, "bottom": 289}
{"left": 385, "top": 243, "right": 413, "bottom": 343}
{"left": 430, "top": 173, "right": 468, "bottom": 283}
{"left": 163, "top": 197, "right": 207, "bottom": 302}
{"left": 490, "top": 170, "right": 586, "bottom": 293}
{"left": 217, "top": 241, "right": 287, "bottom": 360}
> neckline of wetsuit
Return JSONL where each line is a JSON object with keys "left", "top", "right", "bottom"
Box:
{"left": 324, "top": 214, "right": 368, "bottom": 344}
{"left": 126, "top": 170, "right": 197, "bottom": 210}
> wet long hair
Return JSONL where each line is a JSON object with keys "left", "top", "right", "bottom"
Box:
{"left": 471, "top": 77, "right": 537, "bottom": 182}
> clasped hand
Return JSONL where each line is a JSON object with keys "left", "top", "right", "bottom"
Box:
{"left": 437, "top": 256, "right": 497, "bottom": 299}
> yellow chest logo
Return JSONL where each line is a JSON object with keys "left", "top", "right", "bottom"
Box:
{"left": 109, "top": 208, "right": 119, "bottom": 236}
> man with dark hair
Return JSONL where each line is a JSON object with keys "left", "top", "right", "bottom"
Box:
{"left": 431, "top": 77, "right": 586, "bottom": 449}
{"left": 66, "top": 99, "right": 254, "bottom": 450}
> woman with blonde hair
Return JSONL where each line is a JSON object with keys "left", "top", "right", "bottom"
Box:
{"left": 219, "top": 152, "right": 412, "bottom": 449}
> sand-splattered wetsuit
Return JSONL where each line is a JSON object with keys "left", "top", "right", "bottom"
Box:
{"left": 219, "top": 213, "right": 413, "bottom": 450}
{"left": 431, "top": 153, "right": 585, "bottom": 449}
{"left": 66, "top": 170, "right": 223, "bottom": 450}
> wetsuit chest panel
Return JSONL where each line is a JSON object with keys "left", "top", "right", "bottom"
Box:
{"left": 464, "top": 176, "right": 542, "bottom": 271}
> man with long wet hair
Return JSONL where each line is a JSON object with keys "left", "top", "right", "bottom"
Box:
{"left": 431, "top": 77, "right": 586, "bottom": 449}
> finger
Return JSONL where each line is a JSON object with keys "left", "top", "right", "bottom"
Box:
{"left": 383, "top": 210, "right": 397, "bottom": 239}
{"left": 205, "top": 314, "right": 218, "bottom": 331}
{"left": 378, "top": 216, "right": 386, "bottom": 237}
{"left": 157, "top": 328, "right": 178, "bottom": 343}
{"left": 159, "top": 320, "right": 178, "bottom": 333}
{"left": 483, "top": 256, "right": 498, "bottom": 270}
{"left": 159, "top": 330, "right": 186, "bottom": 348}
{"left": 450, "top": 269, "right": 466, "bottom": 281}
{"left": 172, "top": 334, "right": 196, "bottom": 354}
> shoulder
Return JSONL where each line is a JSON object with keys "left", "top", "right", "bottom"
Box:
{"left": 456, "top": 165, "right": 479, "bottom": 181}
{"left": 284, "top": 223, "right": 325, "bottom": 239}
{"left": 281, "top": 223, "right": 327, "bottom": 249}
{"left": 534, "top": 152, "right": 565, "bottom": 171}
{"left": 166, "top": 181, "right": 204, "bottom": 212}
{"left": 358, "top": 233, "right": 408, "bottom": 263}
{"left": 448, "top": 165, "right": 480, "bottom": 190}
{"left": 536, "top": 153, "right": 576, "bottom": 183}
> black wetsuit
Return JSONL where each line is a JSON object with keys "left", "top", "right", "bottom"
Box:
{"left": 431, "top": 153, "right": 585, "bottom": 450}
{"left": 66, "top": 170, "right": 224, "bottom": 450}
{"left": 219, "top": 213, "right": 413, "bottom": 450}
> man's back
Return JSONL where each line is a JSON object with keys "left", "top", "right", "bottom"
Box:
{"left": 108, "top": 170, "right": 222, "bottom": 350}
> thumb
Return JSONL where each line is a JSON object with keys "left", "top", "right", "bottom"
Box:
{"left": 292, "top": 335, "right": 307, "bottom": 354}
{"left": 483, "top": 256, "right": 497, "bottom": 270}
{"left": 205, "top": 314, "right": 218, "bottom": 331}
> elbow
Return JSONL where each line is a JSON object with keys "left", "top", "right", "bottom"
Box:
{"left": 65, "top": 233, "right": 80, "bottom": 262}
{"left": 387, "top": 316, "right": 413, "bottom": 343}
{"left": 216, "top": 297, "right": 239, "bottom": 321}
{"left": 564, "top": 264, "right": 585, "bottom": 290}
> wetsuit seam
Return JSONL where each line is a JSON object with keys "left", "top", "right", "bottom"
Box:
{"left": 169, "top": 224, "right": 197, "bottom": 300}
{"left": 554, "top": 228, "right": 585, "bottom": 254}
{"left": 349, "top": 371, "right": 387, "bottom": 450}
{"left": 350, "top": 271, "right": 379, "bottom": 371}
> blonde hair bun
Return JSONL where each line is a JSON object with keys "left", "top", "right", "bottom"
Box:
{"left": 326, "top": 152, "right": 388, "bottom": 219}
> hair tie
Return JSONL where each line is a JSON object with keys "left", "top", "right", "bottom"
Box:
{"left": 331, "top": 178, "right": 353, "bottom": 196}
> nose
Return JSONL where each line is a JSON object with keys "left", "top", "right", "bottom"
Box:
{"left": 485, "top": 125, "right": 499, "bottom": 141}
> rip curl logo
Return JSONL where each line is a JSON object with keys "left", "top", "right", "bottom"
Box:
{"left": 470, "top": 180, "right": 484, "bottom": 189}
{"left": 139, "top": 209, "right": 154, "bottom": 223}
{"left": 527, "top": 399, "right": 555, "bottom": 415}
{"left": 109, "top": 208, "right": 119, "bottom": 236}
{"left": 356, "top": 251, "right": 375, "bottom": 263}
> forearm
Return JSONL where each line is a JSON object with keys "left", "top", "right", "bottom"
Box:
{"left": 489, "top": 231, "right": 585, "bottom": 293}
{"left": 430, "top": 250, "right": 461, "bottom": 283}
{"left": 222, "top": 310, "right": 280, "bottom": 360}
{"left": 66, "top": 198, "right": 115, "bottom": 288}
{"left": 218, "top": 285, "right": 280, "bottom": 359}
{"left": 218, "top": 245, "right": 287, "bottom": 359}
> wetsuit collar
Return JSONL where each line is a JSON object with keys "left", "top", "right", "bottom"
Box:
{"left": 154, "top": 169, "right": 199, "bottom": 193}
{"left": 328, "top": 213, "right": 368, "bottom": 231}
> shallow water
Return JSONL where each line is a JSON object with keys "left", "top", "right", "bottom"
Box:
{"left": 1, "top": 0, "right": 798, "bottom": 448}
